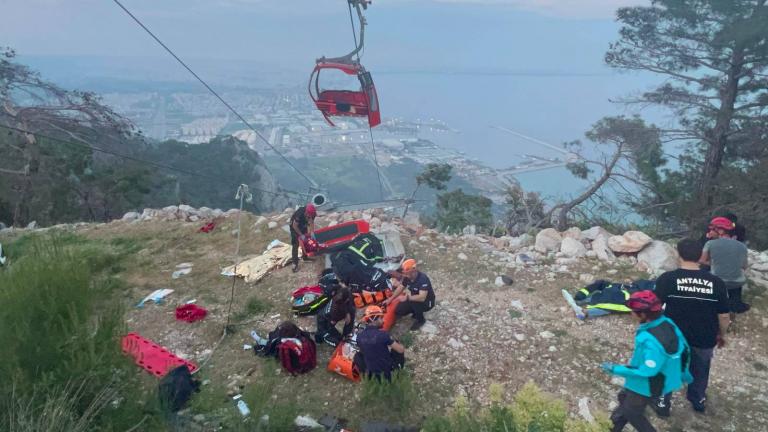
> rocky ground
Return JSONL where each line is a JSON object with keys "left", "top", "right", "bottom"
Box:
{"left": 2, "top": 206, "right": 767, "bottom": 431}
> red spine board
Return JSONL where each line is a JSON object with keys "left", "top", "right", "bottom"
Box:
{"left": 307, "top": 219, "right": 370, "bottom": 256}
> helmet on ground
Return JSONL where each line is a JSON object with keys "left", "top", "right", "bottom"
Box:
{"left": 709, "top": 216, "right": 734, "bottom": 231}
{"left": 362, "top": 305, "right": 385, "bottom": 323}
{"left": 319, "top": 273, "right": 340, "bottom": 296}
{"left": 626, "top": 290, "right": 662, "bottom": 313}
{"left": 305, "top": 204, "right": 317, "bottom": 218}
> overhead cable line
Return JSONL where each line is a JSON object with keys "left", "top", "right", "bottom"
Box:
{"left": 0, "top": 124, "right": 304, "bottom": 199}
{"left": 110, "top": 0, "right": 318, "bottom": 189}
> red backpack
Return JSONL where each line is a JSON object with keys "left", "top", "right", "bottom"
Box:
{"left": 277, "top": 336, "right": 317, "bottom": 375}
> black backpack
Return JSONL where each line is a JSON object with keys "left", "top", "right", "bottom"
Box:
{"left": 158, "top": 365, "right": 200, "bottom": 412}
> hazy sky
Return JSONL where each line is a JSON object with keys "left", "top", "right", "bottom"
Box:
{"left": 2, "top": 0, "right": 662, "bottom": 196}
{"left": 2, "top": 0, "right": 648, "bottom": 73}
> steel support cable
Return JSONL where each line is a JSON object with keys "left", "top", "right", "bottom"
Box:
{"left": 347, "top": 1, "right": 360, "bottom": 62}
{"left": 110, "top": 0, "right": 317, "bottom": 189}
{"left": 367, "top": 126, "right": 385, "bottom": 200}
{"left": 0, "top": 124, "right": 306, "bottom": 199}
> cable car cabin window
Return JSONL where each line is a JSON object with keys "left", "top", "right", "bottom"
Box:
{"left": 319, "top": 71, "right": 362, "bottom": 94}
{"left": 359, "top": 72, "right": 379, "bottom": 112}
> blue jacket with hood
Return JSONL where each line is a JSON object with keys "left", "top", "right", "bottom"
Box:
{"left": 609, "top": 315, "right": 693, "bottom": 397}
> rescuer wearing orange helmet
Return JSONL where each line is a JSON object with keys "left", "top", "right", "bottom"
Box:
{"left": 385, "top": 258, "right": 435, "bottom": 331}
{"left": 355, "top": 305, "right": 405, "bottom": 382}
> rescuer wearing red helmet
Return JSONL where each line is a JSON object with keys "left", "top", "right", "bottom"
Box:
{"left": 601, "top": 291, "right": 692, "bottom": 432}
{"left": 290, "top": 203, "right": 317, "bottom": 273}
{"left": 701, "top": 216, "right": 750, "bottom": 314}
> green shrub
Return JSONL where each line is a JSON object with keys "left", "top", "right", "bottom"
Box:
{"left": 360, "top": 370, "right": 415, "bottom": 414}
{"left": 0, "top": 234, "right": 163, "bottom": 431}
{"left": 423, "top": 382, "right": 610, "bottom": 432}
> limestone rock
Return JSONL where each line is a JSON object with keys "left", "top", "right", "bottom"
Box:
{"left": 508, "top": 234, "right": 533, "bottom": 252}
{"left": 637, "top": 241, "right": 678, "bottom": 273}
{"left": 535, "top": 228, "right": 562, "bottom": 253}
{"left": 267, "top": 221, "right": 278, "bottom": 229}
{"left": 582, "top": 226, "right": 613, "bottom": 241}
{"left": 608, "top": 231, "right": 652, "bottom": 253}
{"left": 592, "top": 236, "right": 616, "bottom": 262}
{"left": 122, "top": 211, "right": 140, "bottom": 221}
{"left": 457, "top": 252, "right": 468, "bottom": 261}
{"left": 562, "top": 227, "right": 582, "bottom": 241}
{"left": 560, "top": 237, "right": 587, "bottom": 258}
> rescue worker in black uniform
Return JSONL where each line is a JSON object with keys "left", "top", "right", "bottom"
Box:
{"left": 290, "top": 203, "right": 317, "bottom": 273}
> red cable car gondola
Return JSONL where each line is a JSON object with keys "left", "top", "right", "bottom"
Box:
{"left": 309, "top": 61, "right": 380, "bottom": 128}
{"left": 309, "top": 0, "right": 381, "bottom": 128}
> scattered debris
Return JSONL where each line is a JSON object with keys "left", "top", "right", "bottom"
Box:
{"left": 175, "top": 304, "right": 208, "bottom": 323}
{"left": 221, "top": 242, "right": 293, "bottom": 283}
{"left": 137, "top": 289, "right": 174, "bottom": 308}
{"left": 578, "top": 397, "right": 595, "bottom": 423}
{"left": 172, "top": 263, "right": 193, "bottom": 279}
{"left": 198, "top": 222, "right": 216, "bottom": 233}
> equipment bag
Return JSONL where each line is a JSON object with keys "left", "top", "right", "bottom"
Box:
{"left": 278, "top": 336, "right": 317, "bottom": 375}
{"left": 158, "top": 365, "right": 200, "bottom": 412}
{"left": 327, "top": 341, "right": 361, "bottom": 382}
{"left": 291, "top": 285, "right": 329, "bottom": 316}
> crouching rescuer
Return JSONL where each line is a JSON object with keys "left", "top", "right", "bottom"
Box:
{"left": 385, "top": 258, "right": 435, "bottom": 331}
{"left": 356, "top": 306, "right": 405, "bottom": 382}
{"left": 601, "top": 291, "right": 692, "bottom": 432}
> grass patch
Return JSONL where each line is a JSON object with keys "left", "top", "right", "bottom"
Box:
{"left": 422, "top": 382, "right": 610, "bottom": 432}
{"left": 0, "top": 233, "right": 165, "bottom": 431}
{"left": 233, "top": 296, "right": 272, "bottom": 322}
{"left": 360, "top": 370, "right": 416, "bottom": 414}
{"left": 399, "top": 332, "right": 415, "bottom": 348}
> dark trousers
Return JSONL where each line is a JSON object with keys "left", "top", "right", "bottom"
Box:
{"left": 660, "top": 346, "right": 713, "bottom": 409}
{"left": 290, "top": 230, "right": 300, "bottom": 266}
{"left": 727, "top": 286, "right": 748, "bottom": 312}
{"left": 395, "top": 298, "right": 434, "bottom": 323}
{"left": 358, "top": 350, "right": 406, "bottom": 382}
{"left": 610, "top": 390, "right": 656, "bottom": 432}
{"left": 315, "top": 313, "right": 352, "bottom": 347}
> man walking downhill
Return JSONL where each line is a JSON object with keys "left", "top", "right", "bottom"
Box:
{"left": 701, "top": 217, "right": 750, "bottom": 314}
{"left": 601, "top": 291, "right": 692, "bottom": 432}
{"left": 654, "top": 238, "right": 730, "bottom": 415}
{"left": 290, "top": 203, "right": 317, "bottom": 273}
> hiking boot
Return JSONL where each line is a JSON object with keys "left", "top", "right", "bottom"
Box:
{"left": 652, "top": 397, "right": 671, "bottom": 418}
{"left": 292, "top": 264, "right": 299, "bottom": 273}
{"left": 690, "top": 398, "right": 706, "bottom": 413}
{"left": 410, "top": 320, "right": 425, "bottom": 331}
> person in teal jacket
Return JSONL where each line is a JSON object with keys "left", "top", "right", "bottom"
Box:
{"left": 601, "top": 290, "right": 692, "bottom": 432}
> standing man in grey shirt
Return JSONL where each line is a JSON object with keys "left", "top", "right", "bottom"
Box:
{"left": 701, "top": 217, "right": 750, "bottom": 314}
